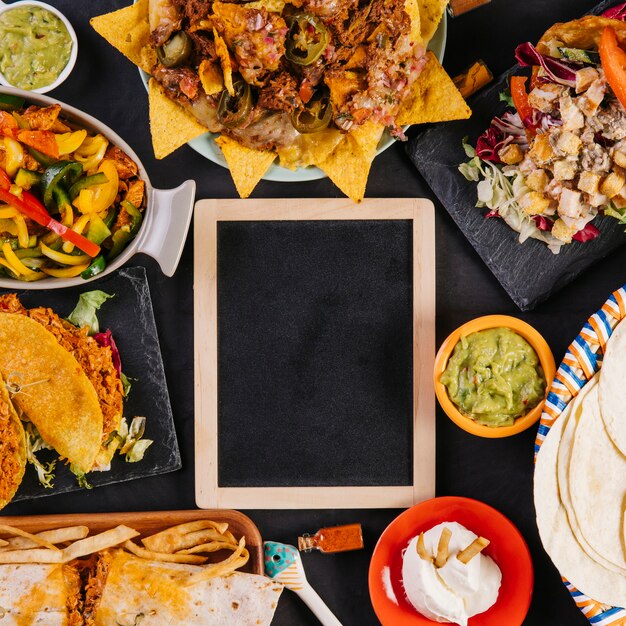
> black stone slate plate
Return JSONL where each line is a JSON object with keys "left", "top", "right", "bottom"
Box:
{"left": 2, "top": 266, "right": 181, "bottom": 501}
{"left": 407, "top": 0, "right": 625, "bottom": 311}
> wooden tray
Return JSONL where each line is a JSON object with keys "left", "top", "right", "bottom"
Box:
{"left": 0, "top": 509, "right": 264, "bottom": 575}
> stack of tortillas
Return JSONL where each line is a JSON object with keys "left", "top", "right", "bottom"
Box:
{"left": 535, "top": 318, "right": 626, "bottom": 607}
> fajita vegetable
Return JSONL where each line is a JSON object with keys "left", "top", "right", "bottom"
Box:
{"left": 460, "top": 8, "right": 626, "bottom": 252}
{"left": 91, "top": 0, "right": 471, "bottom": 201}
{"left": 0, "top": 291, "right": 152, "bottom": 509}
{"left": 0, "top": 99, "right": 145, "bottom": 280}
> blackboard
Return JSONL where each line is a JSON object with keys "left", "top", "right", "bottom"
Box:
{"left": 194, "top": 199, "right": 436, "bottom": 509}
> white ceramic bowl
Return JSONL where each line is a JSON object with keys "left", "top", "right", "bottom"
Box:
{"left": 0, "top": 0, "right": 78, "bottom": 94}
{"left": 0, "top": 86, "right": 196, "bottom": 289}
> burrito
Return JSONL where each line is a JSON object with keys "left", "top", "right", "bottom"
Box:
{"left": 84, "top": 550, "right": 283, "bottom": 626}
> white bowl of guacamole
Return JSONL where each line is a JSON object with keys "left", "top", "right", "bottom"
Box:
{"left": 0, "top": 0, "right": 77, "bottom": 93}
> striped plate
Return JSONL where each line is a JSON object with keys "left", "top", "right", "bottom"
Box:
{"left": 535, "top": 284, "right": 626, "bottom": 625}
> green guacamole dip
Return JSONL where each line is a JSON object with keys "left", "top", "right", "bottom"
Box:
{"left": 0, "top": 6, "right": 72, "bottom": 90}
{"left": 440, "top": 327, "right": 546, "bottom": 427}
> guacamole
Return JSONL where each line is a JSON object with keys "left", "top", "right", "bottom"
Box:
{"left": 440, "top": 327, "right": 546, "bottom": 427}
{"left": 0, "top": 6, "right": 72, "bottom": 90}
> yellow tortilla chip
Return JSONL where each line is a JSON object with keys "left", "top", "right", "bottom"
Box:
{"left": 199, "top": 60, "right": 224, "bottom": 96}
{"left": 418, "top": 0, "right": 448, "bottom": 43}
{"left": 405, "top": 0, "right": 422, "bottom": 44}
{"left": 350, "top": 120, "right": 385, "bottom": 162}
{"left": 215, "top": 136, "right": 275, "bottom": 198}
{"left": 214, "top": 29, "right": 235, "bottom": 96}
{"left": 148, "top": 79, "right": 208, "bottom": 159}
{"left": 318, "top": 136, "right": 372, "bottom": 203}
{"left": 90, "top": 0, "right": 156, "bottom": 74}
{"left": 396, "top": 51, "right": 471, "bottom": 125}
{"left": 247, "top": 0, "right": 286, "bottom": 11}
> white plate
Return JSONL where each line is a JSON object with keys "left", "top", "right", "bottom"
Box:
{"left": 139, "top": 16, "right": 447, "bottom": 182}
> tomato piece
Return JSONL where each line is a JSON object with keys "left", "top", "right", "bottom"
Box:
{"left": 510, "top": 76, "right": 533, "bottom": 122}
{"left": 16, "top": 130, "right": 59, "bottom": 159}
{"left": 299, "top": 78, "right": 315, "bottom": 104}
{"left": 600, "top": 26, "right": 626, "bottom": 110}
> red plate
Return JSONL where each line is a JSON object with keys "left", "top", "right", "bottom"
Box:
{"left": 369, "top": 497, "right": 533, "bottom": 626}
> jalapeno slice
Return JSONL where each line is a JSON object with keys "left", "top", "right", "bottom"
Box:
{"left": 217, "top": 81, "right": 254, "bottom": 129}
{"left": 157, "top": 31, "right": 193, "bottom": 68}
{"left": 285, "top": 14, "right": 329, "bottom": 66}
{"left": 291, "top": 88, "right": 332, "bottom": 133}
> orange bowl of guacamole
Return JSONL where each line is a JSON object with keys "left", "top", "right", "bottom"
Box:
{"left": 434, "top": 316, "right": 555, "bottom": 438}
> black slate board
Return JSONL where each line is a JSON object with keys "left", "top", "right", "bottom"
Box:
{"left": 407, "top": 0, "right": 625, "bottom": 311}
{"left": 217, "top": 220, "right": 413, "bottom": 488}
{"left": 4, "top": 266, "right": 181, "bottom": 501}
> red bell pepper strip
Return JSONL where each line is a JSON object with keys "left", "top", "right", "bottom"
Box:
{"left": 510, "top": 76, "right": 533, "bottom": 123}
{"left": 0, "top": 168, "right": 11, "bottom": 191}
{"left": 0, "top": 187, "right": 100, "bottom": 257}
{"left": 599, "top": 26, "right": 626, "bottom": 110}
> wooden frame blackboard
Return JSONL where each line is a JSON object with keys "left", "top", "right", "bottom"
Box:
{"left": 194, "top": 198, "right": 435, "bottom": 509}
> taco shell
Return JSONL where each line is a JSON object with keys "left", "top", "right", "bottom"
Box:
{"left": 537, "top": 15, "right": 626, "bottom": 54}
{"left": 0, "top": 373, "right": 26, "bottom": 510}
{"left": 0, "top": 314, "right": 103, "bottom": 474}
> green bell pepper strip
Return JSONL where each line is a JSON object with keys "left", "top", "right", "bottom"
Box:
{"left": 0, "top": 94, "right": 25, "bottom": 112}
{"left": 87, "top": 215, "right": 111, "bottom": 245}
{"left": 15, "top": 168, "right": 42, "bottom": 190}
{"left": 28, "top": 147, "right": 58, "bottom": 168}
{"left": 81, "top": 255, "right": 106, "bottom": 279}
{"left": 103, "top": 206, "right": 117, "bottom": 229}
{"left": 108, "top": 201, "right": 142, "bottom": 259}
{"left": 68, "top": 172, "right": 109, "bottom": 201}
{"left": 41, "top": 161, "right": 83, "bottom": 210}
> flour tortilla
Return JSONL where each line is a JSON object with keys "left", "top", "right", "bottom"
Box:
{"left": 599, "top": 318, "right": 626, "bottom": 457}
{"left": 556, "top": 375, "right": 626, "bottom": 574}
{"left": 535, "top": 406, "right": 626, "bottom": 607}
{"left": 0, "top": 314, "right": 103, "bottom": 473}
{"left": 92, "top": 550, "right": 283, "bottom": 626}
{"left": 569, "top": 384, "right": 626, "bottom": 570}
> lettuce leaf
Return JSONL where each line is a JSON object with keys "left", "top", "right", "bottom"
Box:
{"left": 67, "top": 291, "right": 114, "bottom": 335}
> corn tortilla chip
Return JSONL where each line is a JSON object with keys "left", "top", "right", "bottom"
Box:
{"left": 247, "top": 0, "right": 286, "bottom": 11}
{"left": 148, "top": 79, "right": 208, "bottom": 159}
{"left": 214, "top": 30, "right": 235, "bottom": 96}
{"left": 396, "top": 51, "right": 471, "bottom": 125}
{"left": 418, "top": 0, "right": 448, "bottom": 43}
{"left": 90, "top": 0, "right": 156, "bottom": 74}
{"left": 318, "top": 136, "right": 372, "bottom": 203}
{"left": 350, "top": 120, "right": 385, "bottom": 162}
{"left": 405, "top": 0, "right": 422, "bottom": 44}
{"left": 199, "top": 60, "right": 224, "bottom": 96}
{"left": 215, "top": 136, "right": 275, "bottom": 198}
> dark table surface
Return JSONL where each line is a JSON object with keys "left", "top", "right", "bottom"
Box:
{"left": 3, "top": 0, "right": 620, "bottom": 624}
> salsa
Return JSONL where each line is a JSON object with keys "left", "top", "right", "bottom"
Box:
{"left": 0, "top": 6, "right": 72, "bottom": 90}
{"left": 440, "top": 327, "right": 546, "bottom": 427}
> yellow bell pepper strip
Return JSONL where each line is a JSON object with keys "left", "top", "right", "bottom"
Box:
{"left": 14, "top": 215, "right": 29, "bottom": 249}
{"left": 0, "top": 207, "right": 19, "bottom": 219}
{"left": 3, "top": 137, "right": 23, "bottom": 178}
{"left": 42, "top": 263, "right": 90, "bottom": 278}
{"left": 14, "top": 168, "right": 42, "bottom": 190}
{"left": 2, "top": 242, "right": 36, "bottom": 276}
{"left": 62, "top": 213, "right": 90, "bottom": 253}
{"left": 55, "top": 129, "right": 88, "bottom": 156}
{"left": 74, "top": 134, "right": 109, "bottom": 172}
{"left": 73, "top": 160, "right": 118, "bottom": 214}
{"left": 600, "top": 26, "right": 626, "bottom": 110}
{"left": 40, "top": 242, "right": 90, "bottom": 266}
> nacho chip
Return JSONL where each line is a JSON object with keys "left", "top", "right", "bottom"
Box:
{"left": 318, "top": 136, "right": 372, "bottom": 203}
{"left": 247, "top": 0, "right": 286, "bottom": 11}
{"left": 215, "top": 136, "right": 275, "bottom": 198}
{"left": 148, "top": 79, "right": 208, "bottom": 159}
{"left": 277, "top": 128, "right": 344, "bottom": 170}
{"left": 214, "top": 29, "right": 235, "bottom": 96}
{"left": 350, "top": 120, "right": 385, "bottom": 162}
{"left": 537, "top": 15, "right": 626, "bottom": 54}
{"left": 405, "top": 0, "right": 422, "bottom": 44}
{"left": 199, "top": 60, "right": 224, "bottom": 96}
{"left": 418, "top": 0, "right": 448, "bottom": 43}
{"left": 396, "top": 51, "right": 471, "bottom": 125}
{"left": 90, "top": 0, "right": 156, "bottom": 74}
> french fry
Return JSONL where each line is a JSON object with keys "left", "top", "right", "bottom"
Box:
{"left": 434, "top": 527, "right": 452, "bottom": 568}
{"left": 0, "top": 525, "right": 61, "bottom": 551}
{"left": 0, "top": 548, "right": 63, "bottom": 563}
{"left": 123, "top": 540, "right": 208, "bottom": 564}
{"left": 141, "top": 520, "right": 230, "bottom": 552}
{"left": 416, "top": 532, "right": 432, "bottom": 562}
{"left": 184, "top": 537, "right": 249, "bottom": 586}
{"left": 62, "top": 525, "right": 139, "bottom": 562}
{"left": 0, "top": 526, "right": 89, "bottom": 551}
{"left": 457, "top": 536, "right": 490, "bottom": 564}
{"left": 178, "top": 541, "right": 241, "bottom": 555}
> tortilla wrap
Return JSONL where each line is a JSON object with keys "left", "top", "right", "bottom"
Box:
{"left": 0, "top": 563, "right": 81, "bottom": 625}
{"left": 569, "top": 385, "right": 626, "bottom": 570}
{"left": 0, "top": 314, "right": 103, "bottom": 473}
{"left": 0, "top": 372, "right": 26, "bottom": 511}
{"left": 90, "top": 550, "right": 282, "bottom": 626}
{"left": 534, "top": 404, "right": 626, "bottom": 607}
{"left": 555, "top": 375, "right": 626, "bottom": 573}
{"left": 537, "top": 15, "right": 626, "bottom": 54}
{"left": 599, "top": 318, "right": 626, "bottom": 457}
